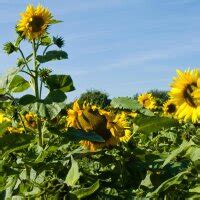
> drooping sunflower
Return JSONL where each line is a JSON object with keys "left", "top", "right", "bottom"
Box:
{"left": 192, "top": 78, "right": 200, "bottom": 103}
{"left": 138, "top": 93, "right": 157, "bottom": 110}
{"left": 67, "top": 101, "right": 128, "bottom": 151}
{"left": 169, "top": 69, "right": 200, "bottom": 123}
{"left": 162, "top": 100, "right": 177, "bottom": 117}
{"left": 17, "top": 4, "right": 53, "bottom": 40}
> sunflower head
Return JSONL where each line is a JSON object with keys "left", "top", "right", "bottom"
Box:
{"left": 169, "top": 69, "right": 200, "bottom": 123}
{"left": 24, "top": 113, "right": 37, "bottom": 128}
{"left": 67, "top": 101, "right": 128, "bottom": 151}
{"left": 163, "top": 100, "right": 177, "bottom": 117}
{"left": 17, "top": 4, "right": 53, "bottom": 40}
{"left": 138, "top": 93, "right": 157, "bottom": 110}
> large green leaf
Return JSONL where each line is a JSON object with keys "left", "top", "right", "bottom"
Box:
{"left": 0, "top": 133, "right": 34, "bottom": 155}
{"left": 49, "top": 127, "right": 105, "bottom": 143}
{"left": 0, "top": 67, "right": 20, "bottom": 94}
{"left": 22, "top": 102, "right": 65, "bottom": 119}
{"left": 72, "top": 180, "right": 100, "bottom": 199}
{"left": 45, "top": 74, "right": 75, "bottom": 92}
{"left": 65, "top": 156, "right": 81, "bottom": 187}
{"left": 147, "top": 171, "right": 189, "bottom": 198}
{"left": 8, "top": 75, "right": 30, "bottom": 93}
{"left": 21, "top": 90, "right": 66, "bottom": 119}
{"left": 65, "top": 127, "right": 105, "bottom": 143}
{"left": 18, "top": 94, "right": 37, "bottom": 105}
{"left": 44, "top": 89, "right": 67, "bottom": 103}
{"left": 162, "top": 140, "right": 194, "bottom": 167}
{"left": 37, "top": 50, "right": 68, "bottom": 63}
{"left": 134, "top": 115, "right": 179, "bottom": 135}
{"left": 111, "top": 97, "right": 142, "bottom": 111}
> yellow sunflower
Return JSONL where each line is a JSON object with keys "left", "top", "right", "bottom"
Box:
{"left": 17, "top": 4, "right": 53, "bottom": 40}
{"left": 163, "top": 100, "right": 177, "bottom": 117}
{"left": 169, "top": 69, "right": 200, "bottom": 123}
{"left": 67, "top": 101, "right": 127, "bottom": 151}
{"left": 24, "top": 113, "right": 37, "bottom": 128}
{"left": 0, "top": 112, "right": 10, "bottom": 123}
{"left": 6, "top": 127, "right": 24, "bottom": 134}
{"left": 138, "top": 93, "right": 157, "bottom": 110}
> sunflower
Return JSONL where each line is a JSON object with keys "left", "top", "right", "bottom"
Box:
{"left": 138, "top": 93, "right": 157, "bottom": 110}
{"left": 0, "top": 112, "right": 10, "bottom": 123}
{"left": 6, "top": 127, "right": 24, "bottom": 134}
{"left": 169, "top": 69, "right": 200, "bottom": 123}
{"left": 17, "top": 4, "right": 53, "bottom": 40}
{"left": 24, "top": 113, "right": 37, "bottom": 128}
{"left": 163, "top": 100, "right": 177, "bottom": 117}
{"left": 67, "top": 101, "right": 127, "bottom": 151}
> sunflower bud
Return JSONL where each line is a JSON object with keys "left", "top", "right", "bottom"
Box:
{"left": 3, "top": 42, "right": 18, "bottom": 55}
{"left": 17, "top": 58, "right": 25, "bottom": 67}
{"left": 53, "top": 36, "right": 64, "bottom": 48}
{"left": 39, "top": 68, "right": 52, "bottom": 80}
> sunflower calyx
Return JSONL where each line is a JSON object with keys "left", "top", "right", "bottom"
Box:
{"left": 3, "top": 42, "right": 18, "bottom": 55}
{"left": 53, "top": 36, "right": 65, "bottom": 48}
{"left": 39, "top": 68, "right": 52, "bottom": 80}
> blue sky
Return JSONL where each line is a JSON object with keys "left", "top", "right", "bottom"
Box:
{"left": 0, "top": 0, "right": 200, "bottom": 101}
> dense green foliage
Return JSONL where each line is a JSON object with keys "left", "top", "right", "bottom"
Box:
{"left": 78, "top": 89, "right": 111, "bottom": 108}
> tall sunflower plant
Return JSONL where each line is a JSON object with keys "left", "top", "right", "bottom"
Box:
{"left": 1, "top": 4, "right": 76, "bottom": 147}
{"left": 0, "top": 5, "right": 105, "bottom": 199}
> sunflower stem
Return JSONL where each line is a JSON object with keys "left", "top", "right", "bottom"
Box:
{"left": 32, "top": 39, "right": 43, "bottom": 147}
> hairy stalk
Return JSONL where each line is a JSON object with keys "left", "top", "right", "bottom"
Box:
{"left": 32, "top": 40, "right": 43, "bottom": 147}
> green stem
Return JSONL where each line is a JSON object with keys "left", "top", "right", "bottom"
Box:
{"left": 18, "top": 47, "right": 33, "bottom": 76}
{"left": 39, "top": 79, "right": 43, "bottom": 99}
{"left": 32, "top": 40, "right": 43, "bottom": 147}
{"left": 43, "top": 44, "right": 52, "bottom": 55}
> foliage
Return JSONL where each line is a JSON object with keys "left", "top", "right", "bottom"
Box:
{"left": 0, "top": 4, "right": 200, "bottom": 200}
{"left": 78, "top": 89, "right": 111, "bottom": 108}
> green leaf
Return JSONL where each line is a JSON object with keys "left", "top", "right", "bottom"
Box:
{"left": 43, "top": 90, "right": 66, "bottom": 103}
{"left": 65, "top": 156, "right": 81, "bottom": 187}
{"left": 139, "top": 108, "right": 154, "bottom": 116}
{"left": 147, "top": 171, "right": 189, "bottom": 198}
{"left": 111, "top": 97, "right": 142, "bottom": 111}
{"left": 134, "top": 115, "right": 179, "bottom": 135}
{"left": 51, "top": 19, "right": 63, "bottom": 24}
{"left": 184, "top": 146, "right": 200, "bottom": 162}
{"left": 65, "top": 127, "right": 105, "bottom": 143}
{"left": 45, "top": 74, "right": 75, "bottom": 92}
{"left": 35, "top": 146, "right": 58, "bottom": 163}
{"left": 21, "top": 91, "right": 66, "bottom": 119}
{"left": 73, "top": 180, "right": 100, "bottom": 199}
{"left": 22, "top": 102, "right": 65, "bottom": 119}
{"left": 18, "top": 94, "right": 37, "bottom": 105}
{"left": 162, "top": 140, "right": 194, "bottom": 167}
{"left": 37, "top": 50, "right": 68, "bottom": 63}
{"left": 8, "top": 75, "right": 30, "bottom": 93}
{"left": 0, "top": 67, "right": 20, "bottom": 94}
{"left": 189, "top": 184, "right": 200, "bottom": 193}
{"left": 0, "top": 133, "right": 34, "bottom": 155}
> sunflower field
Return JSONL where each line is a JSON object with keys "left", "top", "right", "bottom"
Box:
{"left": 0, "top": 4, "right": 200, "bottom": 200}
